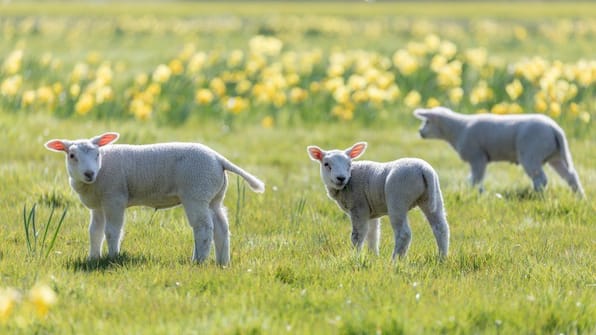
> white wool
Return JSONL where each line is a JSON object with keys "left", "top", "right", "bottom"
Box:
{"left": 45, "top": 132, "right": 264, "bottom": 265}
{"left": 308, "top": 142, "right": 449, "bottom": 259}
{"left": 414, "top": 106, "right": 584, "bottom": 197}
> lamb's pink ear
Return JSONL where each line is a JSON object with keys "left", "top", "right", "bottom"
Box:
{"left": 45, "top": 140, "right": 69, "bottom": 152}
{"left": 92, "top": 132, "right": 119, "bottom": 147}
{"left": 307, "top": 146, "right": 325, "bottom": 162}
{"left": 347, "top": 142, "right": 367, "bottom": 159}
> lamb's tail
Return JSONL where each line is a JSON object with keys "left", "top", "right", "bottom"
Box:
{"left": 553, "top": 126, "right": 574, "bottom": 171}
{"left": 421, "top": 165, "right": 444, "bottom": 214}
{"left": 220, "top": 158, "right": 265, "bottom": 193}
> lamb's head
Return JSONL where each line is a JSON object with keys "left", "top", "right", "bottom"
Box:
{"left": 45, "top": 132, "right": 119, "bottom": 184}
{"left": 413, "top": 106, "right": 453, "bottom": 139}
{"left": 307, "top": 142, "right": 367, "bottom": 190}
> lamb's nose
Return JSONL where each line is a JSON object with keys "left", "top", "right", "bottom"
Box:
{"left": 337, "top": 176, "right": 346, "bottom": 183}
{"left": 84, "top": 171, "right": 94, "bottom": 180}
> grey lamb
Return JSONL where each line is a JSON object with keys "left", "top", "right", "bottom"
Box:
{"left": 414, "top": 106, "right": 584, "bottom": 196}
{"left": 45, "top": 132, "right": 265, "bottom": 266}
{"left": 307, "top": 142, "right": 450, "bottom": 260}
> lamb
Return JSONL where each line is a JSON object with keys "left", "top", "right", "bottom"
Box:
{"left": 414, "top": 106, "right": 585, "bottom": 196}
{"left": 44, "top": 132, "right": 265, "bottom": 266}
{"left": 307, "top": 142, "right": 450, "bottom": 260}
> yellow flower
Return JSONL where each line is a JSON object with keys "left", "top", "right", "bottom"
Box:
{"left": 135, "top": 73, "right": 149, "bottom": 87}
{"left": 2, "top": 50, "right": 23, "bottom": 74}
{"left": 534, "top": 96, "right": 548, "bottom": 113}
{"left": 22, "top": 90, "right": 36, "bottom": 106}
{"left": 227, "top": 50, "right": 244, "bottom": 68}
{"left": 579, "top": 111, "right": 590, "bottom": 123}
{"left": 367, "top": 86, "right": 385, "bottom": 105}
{"left": 261, "top": 116, "right": 274, "bottom": 128}
{"left": 513, "top": 25, "right": 528, "bottom": 41}
{"left": 75, "top": 93, "right": 94, "bottom": 115}
{"left": 28, "top": 284, "right": 57, "bottom": 317}
{"left": 465, "top": 48, "right": 488, "bottom": 69}
{"left": 36, "top": 86, "right": 55, "bottom": 105}
{"left": 549, "top": 102, "right": 561, "bottom": 118}
{"left": 289, "top": 87, "right": 308, "bottom": 104}
{"left": 331, "top": 103, "right": 354, "bottom": 121}
{"left": 1, "top": 75, "right": 22, "bottom": 96}
{"left": 152, "top": 64, "right": 171, "bottom": 84}
{"left": 0, "top": 287, "right": 20, "bottom": 322}
{"left": 95, "top": 86, "right": 113, "bottom": 104}
{"left": 130, "top": 99, "right": 152, "bottom": 120}
{"left": 188, "top": 52, "right": 207, "bottom": 74}
{"left": 404, "top": 90, "right": 421, "bottom": 108}
{"left": 424, "top": 34, "right": 441, "bottom": 52}
{"left": 352, "top": 90, "right": 369, "bottom": 104}
{"left": 392, "top": 50, "right": 419, "bottom": 76}
{"left": 86, "top": 51, "right": 101, "bottom": 65}
{"left": 470, "top": 81, "right": 494, "bottom": 105}
{"left": 426, "top": 97, "right": 441, "bottom": 108}
{"left": 569, "top": 102, "right": 579, "bottom": 116}
{"left": 95, "top": 63, "right": 113, "bottom": 86}
{"left": 333, "top": 86, "right": 351, "bottom": 104}
{"left": 70, "top": 84, "right": 81, "bottom": 98}
{"left": 235, "top": 79, "right": 252, "bottom": 95}
{"left": 168, "top": 59, "right": 184, "bottom": 75}
{"left": 147, "top": 83, "right": 161, "bottom": 96}
{"left": 273, "top": 92, "right": 287, "bottom": 108}
{"left": 448, "top": 87, "right": 464, "bottom": 105}
{"left": 195, "top": 89, "right": 214, "bottom": 105}
{"left": 225, "top": 96, "right": 249, "bottom": 114}
{"left": 210, "top": 77, "right": 226, "bottom": 97}
{"left": 70, "top": 62, "right": 89, "bottom": 83}
{"left": 506, "top": 79, "right": 524, "bottom": 100}
{"left": 439, "top": 40, "right": 457, "bottom": 59}
{"left": 491, "top": 103, "right": 508, "bottom": 115}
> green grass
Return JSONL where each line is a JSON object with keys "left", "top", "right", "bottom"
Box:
{"left": 0, "top": 112, "right": 594, "bottom": 334}
{"left": 1, "top": 1, "right": 595, "bottom": 333}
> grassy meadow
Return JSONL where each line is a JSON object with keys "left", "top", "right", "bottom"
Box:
{"left": 1, "top": 2, "right": 595, "bottom": 334}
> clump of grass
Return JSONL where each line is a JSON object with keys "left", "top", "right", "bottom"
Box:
{"left": 23, "top": 203, "right": 68, "bottom": 262}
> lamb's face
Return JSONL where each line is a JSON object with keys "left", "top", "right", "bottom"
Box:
{"left": 414, "top": 108, "right": 443, "bottom": 139}
{"left": 66, "top": 141, "right": 102, "bottom": 184}
{"left": 307, "top": 142, "right": 367, "bottom": 191}
{"left": 319, "top": 150, "right": 352, "bottom": 190}
{"left": 45, "top": 132, "right": 119, "bottom": 185}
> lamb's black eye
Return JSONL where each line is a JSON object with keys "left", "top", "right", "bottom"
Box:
{"left": 69, "top": 153, "right": 75, "bottom": 159}
{"left": 324, "top": 162, "right": 331, "bottom": 170}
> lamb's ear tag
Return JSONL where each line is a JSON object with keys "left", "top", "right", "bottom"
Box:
{"left": 307, "top": 146, "right": 325, "bottom": 162}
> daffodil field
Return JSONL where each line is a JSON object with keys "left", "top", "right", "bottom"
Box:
{"left": 1, "top": 2, "right": 594, "bottom": 126}
{"left": 1, "top": 2, "right": 595, "bottom": 334}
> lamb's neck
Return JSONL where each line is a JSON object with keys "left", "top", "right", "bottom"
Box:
{"left": 439, "top": 114, "right": 468, "bottom": 147}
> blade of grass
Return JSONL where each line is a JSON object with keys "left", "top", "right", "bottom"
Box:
{"left": 45, "top": 206, "right": 68, "bottom": 259}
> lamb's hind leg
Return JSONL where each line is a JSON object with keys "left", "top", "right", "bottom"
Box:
{"left": 366, "top": 219, "right": 380, "bottom": 256}
{"left": 183, "top": 199, "right": 214, "bottom": 264}
{"left": 211, "top": 200, "right": 230, "bottom": 266}
{"left": 419, "top": 202, "right": 450, "bottom": 258}
{"left": 548, "top": 159, "right": 585, "bottom": 196}
{"left": 520, "top": 158, "right": 548, "bottom": 192}
{"left": 388, "top": 211, "right": 411, "bottom": 260}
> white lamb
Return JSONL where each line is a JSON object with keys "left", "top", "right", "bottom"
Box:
{"left": 307, "top": 142, "right": 450, "bottom": 260}
{"left": 44, "top": 132, "right": 265, "bottom": 266}
{"left": 414, "top": 106, "right": 585, "bottom": 196}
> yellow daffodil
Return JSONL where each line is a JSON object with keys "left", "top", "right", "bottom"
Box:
{"left": 28, "top": 284, "right": 57, "bottom": 317}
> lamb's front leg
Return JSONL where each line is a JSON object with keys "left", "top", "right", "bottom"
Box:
{"left": 89, "top": 209, "right": 105, "bottom": 260}
{"left": 103, "top": 201, "right": 126, "bottom": 259}
{"left": 468, "top": 156, "right": 487, "bottom": 193}
{"left": 350, "top": 211, "right": 369, "bottom": 252}
{"left": 366, "top": 219, "right": 380, "bottom": 255}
